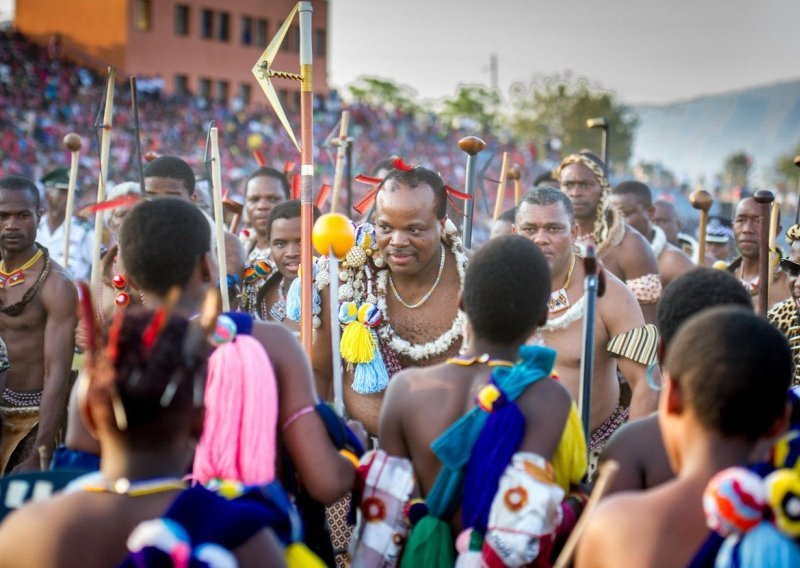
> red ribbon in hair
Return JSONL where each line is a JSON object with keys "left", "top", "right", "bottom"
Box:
{"left": 291, "top": 174, "right": 301, "bottom": 200}
{"left": 252, "top": 149, "right": 266, "bottom": 167}
{"left": 352, "top": 157, "right": 471, "bottom": 216}
{"left": 314, "top": 184, "right": 331, "bottom": 208}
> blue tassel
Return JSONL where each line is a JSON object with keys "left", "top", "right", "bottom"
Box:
{"left": 461, "top": 391, "right": 525, "bottom": 534}
{"left": 286, "top": 277, "right": 302, "bottom": 322}
{"left": 351, "top": 338, "right": 389, "bottom": 394}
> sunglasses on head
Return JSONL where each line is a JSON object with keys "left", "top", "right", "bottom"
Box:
{"left": 780, "top": 258, "right": 800, "bottom": 279}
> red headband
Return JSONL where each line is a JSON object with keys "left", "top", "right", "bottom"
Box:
{"left": 352, "top": 157, "right": 471, "bottom": 215}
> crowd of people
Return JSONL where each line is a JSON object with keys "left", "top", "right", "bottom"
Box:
{"left": 0, "top": 27, "right": 799, "bottom": 568}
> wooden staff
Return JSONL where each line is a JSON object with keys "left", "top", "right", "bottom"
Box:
{"left": 794, "top": 155, "right": 800, "bottom": 225}
{"left": 768, "top": 201, "right": 780, "bottom": 290}
{"left": 209, "top": 127, "right": 230, "bottom": 312}
{"left": 754, "top": 190, "right": 775, "bottom": 316}
{"left": 689, "top": 190, "right": 713, "bottom": 266}
{"left": 492, "top": 151, "right": 510, "bottom": 222}
{"left": 90, "top": 68, "right": 116, "bottom": 295}
{"left": 62, "top": 133, "right": 82, "bottom": 271}
{"left": 222, "top": 194, "right": 243, "bottom": 234}
{"left": 587, "top": 116, "right": 610, "bottom": 175}
{"left": 508, "top": 163, "right": 522, "bottom": 205}
{"left": 553, "top": 460, "right": 620, "bottom": 568}
{"left": 329, "top": 110, "right": 349, "bottom": 214}
{"left": 458, "top": 135, "right": 486, "bottom": 249}
{"left": 578, "top": 245, "right": 601, "bottom": 442}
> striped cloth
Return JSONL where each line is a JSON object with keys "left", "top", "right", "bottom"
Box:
{"left": 606, "top": 324, "right": 659, "bottom": 367}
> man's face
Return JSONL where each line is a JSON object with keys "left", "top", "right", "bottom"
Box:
{"left": 733, "top": 198, "right": 761, "bottom": 260}
{"left": 609, "top": 193, "right": 651, "bottom": 237}
{"left": 652, "top": 201, "right": 680, "bottom": 245}
{"left": 0, "top": 190, "right": 41, "bottom": 252}
{"left": 559, "top": 163, "right": 603, "bottom": 221}
{"left": 375, "top": 182, "right": 444, "bottom": 276}
{"left": 270, "top": 216, "right": 301, "bottom": 280}
{"left": 514, "top": 200, "right": 576, "bottom": 275}
{"left": 44, "top": 186, "right": 67, "bottom": 217}
{"left": 246, "top": 176, "right": 286, "bottom": 236}
{"left": 144, "top": 177, "right": 191, "bottom": 201}
{"left": 490, "top": 219, "right": 513, "bottom": 240}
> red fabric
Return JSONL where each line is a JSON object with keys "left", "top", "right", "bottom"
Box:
{"left": 314, "top": 184, "right": 331, "bottom": 208}
{"left": 291, "top": 174, "right": 301, "bottom": 200}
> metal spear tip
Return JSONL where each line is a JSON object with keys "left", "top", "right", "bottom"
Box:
{"left": 63, "top": 133, "right": 82, "bottom": 152}
{"left": 507, "top": 164, "right": 522, "bottom": 180}
{"left": 689, "top": 190, "right": 713, "bottom": 212}
{"left": 457, "top": 136, "right": 487, "bottom": 156}
{"left": 793, "top": 155, "right": 800, "bottom": 168}
{"left": 587, "top": 117, "right": 609, "bottom": 129}
{"left": 753, "top": 189, "right": 775, "bottom": 205}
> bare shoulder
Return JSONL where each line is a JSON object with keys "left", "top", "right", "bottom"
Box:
{"left": 617, "top": 226, "right": 659, "bottom": 274}
{"left": 602, "top": 414, "right": 659, "bottom": 464}
{"left": 518, "top": 376, "right": 571, "bottom": 416}
{"left": 661, "top": 245, "right": 693, "bottom": 272}
{"left": 250, "top": 320, "right": 301, "bottom": 358}
{"left": 41, "top": 260, "right": 78, "bottom": 312}
{"left": 599, "top": 267, "right": 638, "bottom": 306}
{"left": 0, "top": 491, "right": 84, "bottom": 552}
{"left": 598, "top": 267, "right": 645, "bottom": 331}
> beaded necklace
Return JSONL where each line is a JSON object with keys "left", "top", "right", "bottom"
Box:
{"left": 83, "top": 476, "right": 186, "bottom": 497}
{"left": 548, "top": 254, "right": 575, "bottom": 313}
{"left": 0, "top": 247, "right": 43, "bottom": 288}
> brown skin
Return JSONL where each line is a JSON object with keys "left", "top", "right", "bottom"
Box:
{"left": 610, "top": 192, "right": 693, "bottom": 288}
{"left": 600, "top": 414, "right": 672, "bottom": 494}
{"left": 259, "top": 216, "right": 300, "bottom": 333}
{"left": 245, "top": 175, "right": 287, "bottom": 250}
{"left": 0, "top": 189, "right": 77, "bottom": 472}
{"left": 514, "top": 201, "right": 657, "bottom": 430}
{"left": 576, "top": 371, "right": 787, "bottom": 568}
{"left": 560, "top": 164, "right": 660, "bottom": 323}
{"left": 313, "top": 182, "right": 463, "bottom": 435}
{"left": 489, "top": 218, "right": 513, "bottom": 239}
{"left": 380, "top": 320, "right": 571, "bottom": 533}
{"left": 44, "top": 186, "right": 68, "bottom": 234}
{"left": 128, "top": 248, "right": 355, "bottom": 505}
{"left": 0, "top": 356, "right": 285, "bottom": 567}
{"left": 652, "top": 200, "right": 681, "bottom": 246}
{"left": 733, "top": 197, "right": 791, "bottom": 308}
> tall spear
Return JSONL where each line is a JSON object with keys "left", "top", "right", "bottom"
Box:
{"left": 209, "top": 127, "right": 230, "bottom": 312}
{"left": 492, "top": 151, "right": 510, "bottom": 222}
{"left": 253, "top": 1, "right": 316, "bottom": 355}
{"left": 62, "top": 133, "right": 82, "bottom": 272}
{"left": 90, "top": 68, "right": 116, "bottom": 296}
{"left": 329, "top": 110, "right": 350, "bottom": 214}
{"left": 578, "top": 245, "right": 604, "bottom": 441}
{"left": 129, "top": 76, "right": 145, "bottom": 191}
{"left": 754, "top": 190, "right": 775, "bottom": 316}
{"left": 458, "top": 136, "right": 486, "bottom": 248}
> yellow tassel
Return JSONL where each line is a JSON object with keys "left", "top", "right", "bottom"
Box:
{"left": 341, "top": 320, "right": 376, "bottom": 363}
{"left": 285, "top": 542, "right": 327, "bottom": 568}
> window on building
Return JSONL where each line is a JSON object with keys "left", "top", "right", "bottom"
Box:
{"left": 282, "top": 25, "right": 300, "bottom": 52}
{"left": 216, "top": 80, "right": 229, "bottom": 103}
{"left": 278, "top": 89, "right": 289, "bottom": 110}
{"left": 255, "top": 19, "right": 268, "bottom": 47}
{"left": 293, "top": 90, "right": 301, "bottom": 110}
{"left": 174, "top": 74, "right": 189, "bottom": 96}
{"left": 217, "top": 12, "right": 230, "bottom": 42}
{"left": 201, "top": 9, "right": 214, "bottom": 39}
{"left": 315, "top": 29, "right": 326, "bottom": 57}
{"left": 199, "top": 78, "right": 212, "bottom": 100}
{"left": 174, "top": 5, "right": 190, "bottom": 36}
{"left": 239, "top": 84, "right": 252, "bottom": 106}
{"left": 135, "top": 0, "right": 152, "bottom": 32}
{"left": 241, "top": 16, "right": 253, "bottom": 45}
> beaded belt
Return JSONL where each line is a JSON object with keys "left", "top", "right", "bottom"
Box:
{"left": 1, "top": 388, "right": 43, "bottom": 408}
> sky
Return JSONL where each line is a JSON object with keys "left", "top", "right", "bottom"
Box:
{"left": 329, "top": 0, "right": 800, "bottom": 106}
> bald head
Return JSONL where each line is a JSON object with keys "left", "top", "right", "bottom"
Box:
{"left": 653, "top": 200, "right": 680, "bottom": 245}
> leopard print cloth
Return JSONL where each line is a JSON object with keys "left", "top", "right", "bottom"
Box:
{"left": 768, "top": 299, "right": 800, "bottom": 387}
{"left": 625, "top": 273, "right": 663, "bottom": 305}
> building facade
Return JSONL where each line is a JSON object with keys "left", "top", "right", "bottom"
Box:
{"left": 15, "top": 0, "right": 329, "bottom": 108}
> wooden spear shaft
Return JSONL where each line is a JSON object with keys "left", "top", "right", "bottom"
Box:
{"left": 90, "top": 68, "right": 116, "bottom": 294}
{"left": 492, "top": 151, "right": 509, "bottom": 222}
{"left": 299, "top": 1, "right": 315, "bottom": 356}
{"left": 62, "top": 133, "right": 82, "bottom": 271}
{"left": 209, "top": 128, "right": 230, "bottom": 312}
{"left": 329, "top": 110, "right": 349, "bottom": 214}
{"left": 754, "top": 190, "right": 775, "bottom": 316}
